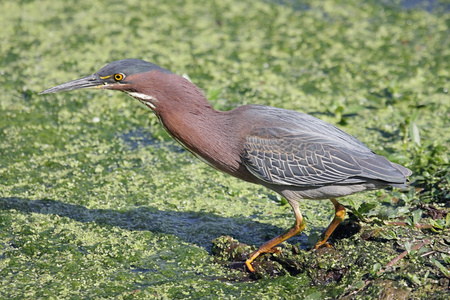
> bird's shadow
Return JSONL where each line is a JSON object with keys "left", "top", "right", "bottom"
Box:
{"left": 0, "top": 197, "right": 308, "bottom": 252}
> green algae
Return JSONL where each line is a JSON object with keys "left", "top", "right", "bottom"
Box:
{"left": 1, "top": 0, "right": 449, "bottom": 298}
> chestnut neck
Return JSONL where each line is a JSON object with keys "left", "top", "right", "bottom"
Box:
{"left": 129, "top": 71, "right": 247, "bottom": 178}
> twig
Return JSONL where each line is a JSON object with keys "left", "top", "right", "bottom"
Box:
{"left": 385, "top": 221, "right": 433, "bottom": 229}
{"left": 420, "top": 250, "right": 435, "bottom": 257}
{"left": 345, "top": 239, "right": 432, "bottom": 297}
{"left": 378, "top": 239, "right": 431, "bottom": 273}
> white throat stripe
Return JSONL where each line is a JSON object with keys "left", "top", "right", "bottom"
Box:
{"left": 126, "top": 92, "right": 157, "bottom": 109}
{"left": 127, "top": 92, "right": 157, "bottom": 102}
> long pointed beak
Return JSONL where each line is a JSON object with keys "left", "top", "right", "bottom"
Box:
{"left": 39, "top": 75, "right": 104, "bottom": 94}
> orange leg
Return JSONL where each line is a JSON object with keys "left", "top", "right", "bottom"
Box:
{"left": 314, "top": 198, "right": 346, "bottom": 249}
{"left": 246, "top": 200, "right": 305, "bottom": 272}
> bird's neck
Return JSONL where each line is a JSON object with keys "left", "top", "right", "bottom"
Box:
{"left": 149, "top": 74, "right": 243, "bottom": 176}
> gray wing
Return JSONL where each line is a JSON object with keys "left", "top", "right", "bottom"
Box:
{"left": 242, "top": 127, "right": 409, "bottom": 187}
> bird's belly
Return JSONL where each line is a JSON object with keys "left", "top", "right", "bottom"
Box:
{"left": 276, "top": 181, "right": 386, "bottom": 201}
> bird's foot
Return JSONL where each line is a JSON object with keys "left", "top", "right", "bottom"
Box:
{"left": 313, "top": 241, "right": 333, "bottom": 250}
{"left": 245, "top": 259, "right": 256, "bottom": 272}
{"left": 245, "top": 246, "right": 283, "bottom": 272}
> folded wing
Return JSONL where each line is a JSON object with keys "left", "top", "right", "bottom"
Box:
{"left": 242, "top": 127, "right": 410, "bottom": 188}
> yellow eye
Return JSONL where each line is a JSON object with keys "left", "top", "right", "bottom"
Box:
{"left": 114, "top": 73, "right": 124, "bottom": 81}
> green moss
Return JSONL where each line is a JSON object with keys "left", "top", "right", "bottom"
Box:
{"left": 1, "top": 0, "right": 449, "bottom": 298}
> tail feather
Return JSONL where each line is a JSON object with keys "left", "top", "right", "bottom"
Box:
{"left": 392, "top": 162, "right": 412, "bottom": 177}
{"left": 387, "top": 163, "right": 412, "bottom": 189}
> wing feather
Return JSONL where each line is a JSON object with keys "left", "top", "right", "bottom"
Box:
{"left": 242, "top": 128, "right": 407, "bottom": 187}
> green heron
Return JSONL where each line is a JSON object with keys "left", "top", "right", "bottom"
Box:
{"left": 41, "top": 59, "right": 411, "bottom": 272}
